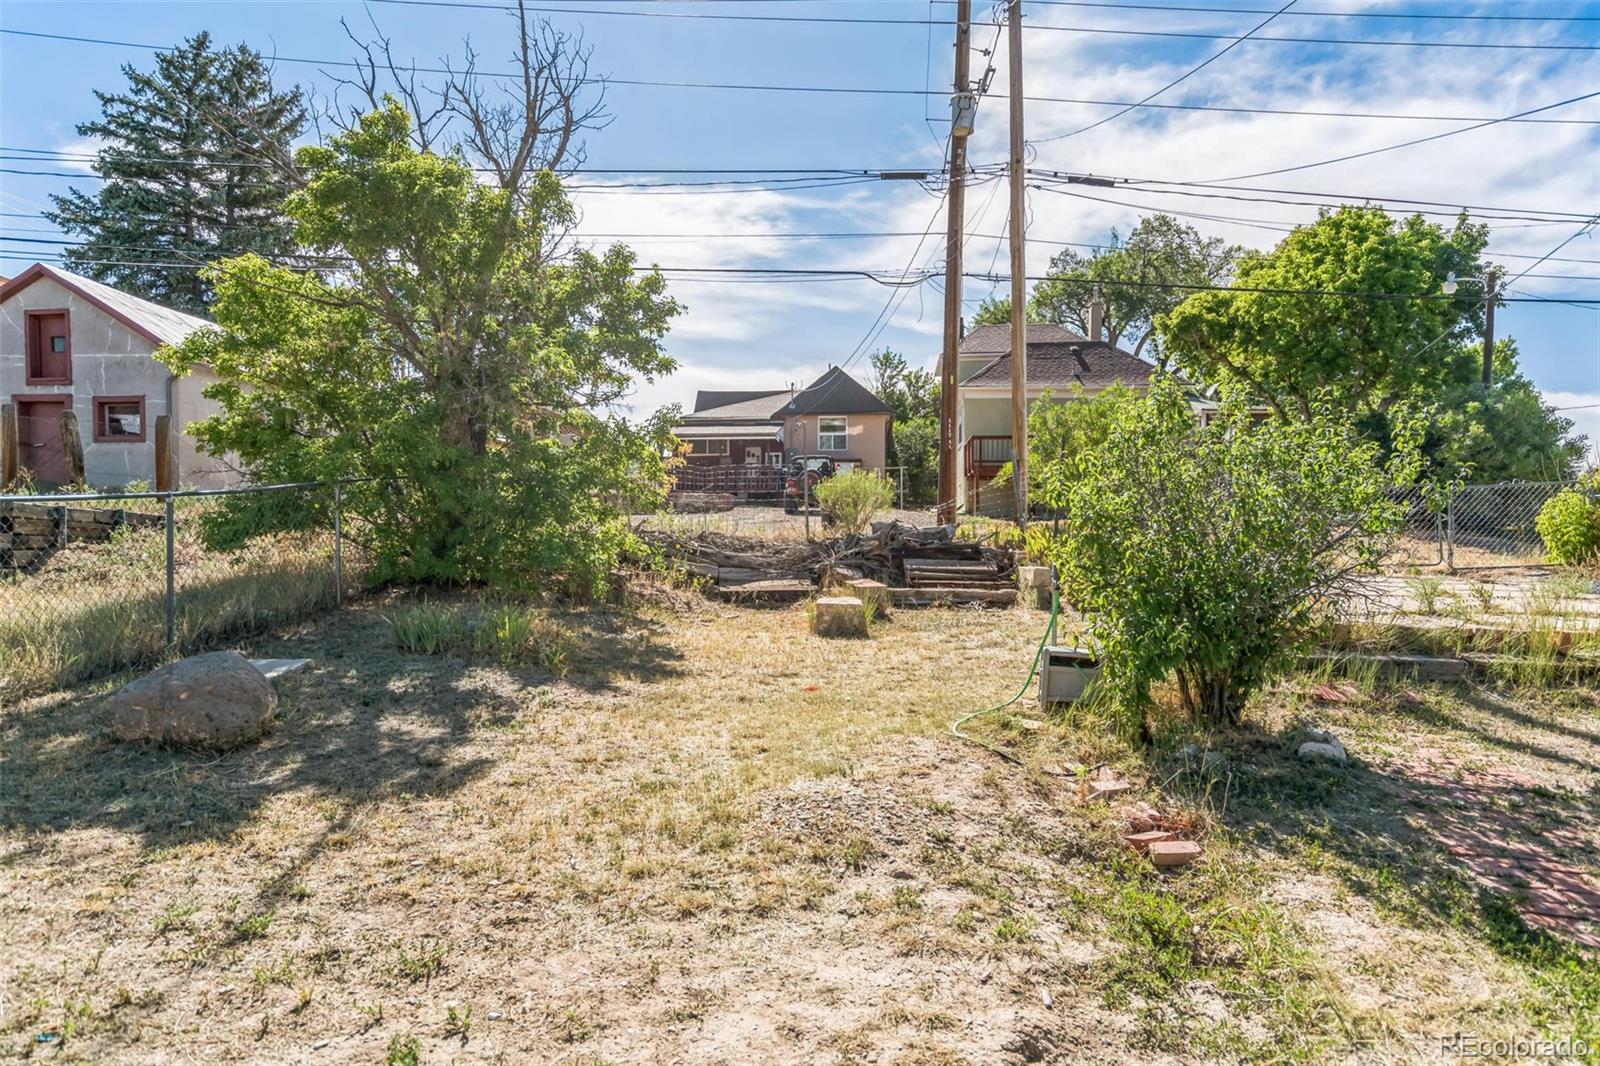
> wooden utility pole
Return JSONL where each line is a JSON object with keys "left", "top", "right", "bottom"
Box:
{"left": 1006, "top": 0, "right": 1028, "bottom": 526}
{"left": 1481, "top": 269, "right": 1498, "bottom": 387}
{"left": 937, "top": 0, "right": 974, "bottom": 526}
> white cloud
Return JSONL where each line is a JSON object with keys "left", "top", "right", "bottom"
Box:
{"left": 52, "top": 136, "right": 109, "bottom": 173}
{"left": 572, "top": 13, "right": 1598, "bottom": 408}
{"left": 1545, "top": 392, "right": 1600, "bottom": 469}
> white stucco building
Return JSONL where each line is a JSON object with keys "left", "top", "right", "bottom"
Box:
{"left": 0, "top": 263, "right": 237, "bottom": 489}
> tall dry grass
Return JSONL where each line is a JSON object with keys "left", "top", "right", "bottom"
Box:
{"left": 0, "top": 514, "right": 357, "bottom": 699}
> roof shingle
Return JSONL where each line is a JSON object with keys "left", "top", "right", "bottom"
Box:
{"left": 959, "top": 322, "right": 1085, "bottom": 355}
{"left": 962, "top": 342, "right": 1155, "bottom": 390}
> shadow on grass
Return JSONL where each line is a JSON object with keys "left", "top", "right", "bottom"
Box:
{"left": 1177, "top": 685, "right": 1600, "bottom": 1028}
{"left": 0, "top": 605, "right": 685, "bottom": 857}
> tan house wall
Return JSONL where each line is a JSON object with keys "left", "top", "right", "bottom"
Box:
{"left": 782, "top": 412, "right": 890, "bottom": 471}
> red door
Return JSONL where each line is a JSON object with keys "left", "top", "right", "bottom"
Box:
{"left": 15, "top": 398, "right": 70, "bottom": 485}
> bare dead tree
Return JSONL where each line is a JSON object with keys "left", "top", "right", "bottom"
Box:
{"left": 324, "top": 0, "right": 608, "bottom": 197}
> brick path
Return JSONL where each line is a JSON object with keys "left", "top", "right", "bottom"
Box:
{"left": 1398, "top": 752, "right": 1600, "bottom": 951}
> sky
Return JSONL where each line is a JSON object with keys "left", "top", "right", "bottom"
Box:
{"left": 2, "top": 0, "right": 1598, "bottom": 451}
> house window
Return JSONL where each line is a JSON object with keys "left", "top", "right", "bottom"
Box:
{"left": 26, "top": 309, "right": 71, "bottom": 384}
{"left": 688, "top": 438, "right": 728, "bottom": 455}
{"left": 93, "top": 396, "right": 146, "bottom": 442}
{"left": 766, "top": 452, "right": 783, "bottom": 467}
{"left": 818, "top": 416, "right": 847, "bottom": 451}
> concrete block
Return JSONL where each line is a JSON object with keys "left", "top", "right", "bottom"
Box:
{"left": 249, "top": 658, "right": 312, "bottom": 681}
{"left": 1018, "top": 564, "right": 1052, "bottom": 589}
{"left": 1149, "top": 840, "right": 1202, "bottom": 867}
{"left": 844, "top": 578, "right": 889, "bottom": 616}
{"left": 812, "top": 596, "right": 868, "bottom": 639}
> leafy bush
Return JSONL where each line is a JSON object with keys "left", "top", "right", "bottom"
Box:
{"left": 1535, "top": 480, "right": 1600, "bottom": 565}
{"left": 815, "top": 469, "right": 894, "bottom": 535}
{"left": 1027, "top": 384, "right": 1136, "bottom": 514}
{"left": 1040, "top": 377, "right": 1414, "bottom": 729}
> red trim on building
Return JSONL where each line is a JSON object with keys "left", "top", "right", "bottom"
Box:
{"left": 24, "top": 308, "right": 72, "bottom": 386}
{"left": 92, "top": 395, "right": 147, "bottom": 443}
{"left": 0, "top": 263, "right": 166, "bottom": 346}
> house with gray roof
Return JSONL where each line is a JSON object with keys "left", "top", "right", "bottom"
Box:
{"left": 1, "top": 263, "right": 237, "bottom": 489}
{"left": 955, "top": 309, "right": 1159, "bottom": 513}
{"left": 671, "top": 365, "right": 893, "bottom": 499}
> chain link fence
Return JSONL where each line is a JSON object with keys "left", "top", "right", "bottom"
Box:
{"left": 1, "top": 481, "right": 362, "bottom": 700}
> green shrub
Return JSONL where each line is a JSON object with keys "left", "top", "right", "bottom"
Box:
{"left": 386, "top": 602, "right": 570, "bottom": 672}
{"left": 815, "top": 469, "right": 894, "bottom": 536}
{"left": 1040, "top": 377, "right": 1413, "bottom": 729}
{"left": 1534, "top": 483, "right": 1600, "bottom": 565}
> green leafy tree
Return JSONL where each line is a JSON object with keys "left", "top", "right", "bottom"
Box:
{"left": 892, "top": 417, "right": 938, "bottom": 503}
{"left": 1411, "top": 338, "right": 1587, "bottom": 483}
{"left": 868, "top": 349, "right": 939, "bottom": 500}
{"left": 46, "top": 33, "right": 305, "bottom": 313}
{"left": 1031, "top": 214, "right": 1241, "bottom": 361}
{"left": 972, "top": 297, "right": 1011, "bottom": 327}
{"left": 1041, "top": 377, "right": 1416, "bottom": 729}
{"left": 866, "top": 348, "right": 937, "bottom": 423}
{"left": 1160, "top": 207, "right": 1489, "bottom": 421}
{"left": 163, "top": 103, "right": 680, "bottom": 591}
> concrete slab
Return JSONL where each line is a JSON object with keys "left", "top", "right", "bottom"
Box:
{"left": 249, "top": 658, "right": 312, "bottom": 681}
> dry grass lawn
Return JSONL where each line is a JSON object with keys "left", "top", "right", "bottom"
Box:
{"left": 2, "top": 592, "right": 1597, "bottom": 1064}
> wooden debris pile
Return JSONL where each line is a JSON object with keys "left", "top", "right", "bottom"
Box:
{"left": 634, "top": 520, "right": 1019, "bottom": 605}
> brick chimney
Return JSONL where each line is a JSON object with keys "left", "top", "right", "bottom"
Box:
{"left": 1088, "top": 292, "right": 1105, "bottom": 343}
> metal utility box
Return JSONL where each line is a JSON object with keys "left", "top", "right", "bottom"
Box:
{"left": 1039, "top": 646, "right": 1100, "bottom": 706}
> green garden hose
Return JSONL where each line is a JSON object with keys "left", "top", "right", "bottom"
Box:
{"left": 950, "top": 585, "right": 1062, "bottom": 756}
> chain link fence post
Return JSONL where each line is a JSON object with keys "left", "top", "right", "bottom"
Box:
{"left": 333, "top": 480, "right": 344, "bottom": 608}
{"left": 164, "top": 492, "right": 176, "bottom": 648}
{"left": 1444, "top": 482, "right": 1456, "bottom": 571}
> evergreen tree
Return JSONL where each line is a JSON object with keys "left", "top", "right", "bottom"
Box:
{"left": 46, "top": 34, "right": 304, "bottom": 313}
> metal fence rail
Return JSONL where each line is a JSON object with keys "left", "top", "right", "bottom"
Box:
{"left": 0, "top": 481, "right": 359, "bottom": 700}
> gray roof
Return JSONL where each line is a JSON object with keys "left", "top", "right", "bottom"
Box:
{"left": 681, "top": 391, "right": 789, "bottom": 423}
{"left": 959, "top": 322, "right": 1086, "bottom": 355}
{"left": 692, "top": 389, "right": 785, "bottom": 414}
{"left": 776, "top": 365, "right": 894, "bottom": 417}
{"left": 962, "top": 342, "right": 1156, "bottom": 390}
{"left": 680, "top": 366, "right": 891, "bottom": 423}
{"left": 0, "top": 263, "right": 212, "bottom": 347}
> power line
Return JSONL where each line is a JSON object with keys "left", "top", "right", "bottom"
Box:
{"left": 6, "top": 250, "right": 1593, "bottom": 303}
{"left": 979, "top": 0, "right": 1600, "bottom": 21}
{"left": 10, "top": 31, "right": 1594, "bottom": 127}
{"left": 355, "top": 0, "right": 1600, "bottom": 50}
{"left": 1026, "top": 171, "right": 1597, "bottom": 224}
{"left": 0, "top": 165, "right": 898, "bottom": 195}
{"left": 1204, "top": 88, "right": 1600, "bottom": 182}
{"left": 1031, "top": 0, "right": 1298, "bottom": 145}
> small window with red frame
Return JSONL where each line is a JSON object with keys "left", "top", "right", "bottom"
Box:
{"left": 94, "top": 396, "right": 146, "bottom": 442}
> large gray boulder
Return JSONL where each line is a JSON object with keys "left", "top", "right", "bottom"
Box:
{"left": 111, "top": 651, "right": 277, "bottom": 749}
